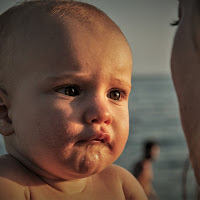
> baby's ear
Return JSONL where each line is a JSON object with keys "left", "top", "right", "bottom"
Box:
{"left": 0, "top": 89, "right": 14, "bottom": 136}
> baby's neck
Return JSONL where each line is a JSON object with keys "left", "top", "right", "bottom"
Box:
{"left": 8, "top": 153, "right": 91, "bottom": 195}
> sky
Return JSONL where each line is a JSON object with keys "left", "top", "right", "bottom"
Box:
{"left": 0, "top": 0, "right": 178, "bottom": 76}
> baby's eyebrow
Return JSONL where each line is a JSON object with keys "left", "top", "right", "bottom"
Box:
{"left": 39, "top": 72, "right": 132, "bottom": 91}
{"left": 42, "top": 72, "right": 92, "bottom": 83}
{"left": 38, "top": 72, "right": 92, "bottom": 90}
{"left": 111, "top": 78, "right": 132, "bottom": 90}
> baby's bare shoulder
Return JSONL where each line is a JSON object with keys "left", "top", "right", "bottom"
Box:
{"left": 0, "top": 154, "right": 31, "bottom": 200}
{"left": 98, "top": 165, "right": 147, "bottom": 200}
{"left": 98, "top": 164, "right": 126, "bottom": 180}
{"left": 98, "top": 164, "right": 136, "bottom": 182}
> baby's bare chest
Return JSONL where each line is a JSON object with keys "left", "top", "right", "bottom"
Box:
{"left": 28, "top": 186, "right": 126, "bottom": 200}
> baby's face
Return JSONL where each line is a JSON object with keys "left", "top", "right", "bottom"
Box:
{"left": 7, "top": 16, "right": 132, "bottom": 180}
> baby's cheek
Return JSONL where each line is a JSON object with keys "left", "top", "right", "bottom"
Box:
{"left": 35, "top": 108, "right": 83, "bottom": 147}
{"left": 112, "top": 112, "right": 129, "bottom": 154}
{"left": 115, "top": 108, "right": 129, "bottom": 134}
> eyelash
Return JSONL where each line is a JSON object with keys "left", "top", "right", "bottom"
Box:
{"left": 54, "top": 85, "right": 128, "bottom": 101}
{"left": 171, "top": 19, "right": 180, "bottom": 26}
{"left": 171, "top": 2, "right": 181, "bottom": 26}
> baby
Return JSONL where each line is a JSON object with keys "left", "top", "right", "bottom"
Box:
{"left": 0, "top": 1, "right": 147, "bottom": 199}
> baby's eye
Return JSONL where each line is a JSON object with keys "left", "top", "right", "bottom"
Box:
{"left": 55, "top": 85, "right": 81, "bottom": 97}
{"left": 107, "top": 90, "right": 124, "bottom": 101}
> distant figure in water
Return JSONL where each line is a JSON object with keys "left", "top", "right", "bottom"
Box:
{"left": 133, "top": 140, "right": 160, "bottom": 200}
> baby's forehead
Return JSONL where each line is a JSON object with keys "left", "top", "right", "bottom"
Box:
{"left": 0, "top": 1, "right": 125, "bottom": 91}
{"left": 1, "top": 1, "right": 118, "bottom": 32}
{"left": 10, "top": 6, "right": 123, "bottom": 64}
{"left": 0, "top": 1, "right": 123, "bottom": 59}
{"left": 0, "top": 1, "right": 123, "bottom": 52}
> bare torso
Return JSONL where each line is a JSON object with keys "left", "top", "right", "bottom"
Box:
{"left": 0, "top": 155, "right": 147, "bottom": 200}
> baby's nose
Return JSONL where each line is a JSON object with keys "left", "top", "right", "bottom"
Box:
{"left": 83, "top": 98, "right": 112, "bottom": 125}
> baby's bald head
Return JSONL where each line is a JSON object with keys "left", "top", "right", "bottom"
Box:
{"left": 0, "top": 0, "right": 125, "bottom": 93}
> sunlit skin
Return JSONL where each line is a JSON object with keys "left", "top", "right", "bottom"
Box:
{"left": 171, "top": 0, "right": 200, "bottom": 185}
{"left": 0, "top": 9, "right": 147, "bottom": 200}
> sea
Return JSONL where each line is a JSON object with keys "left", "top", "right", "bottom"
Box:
{"left": 0, "top": 76, "right": 197, "bottom": 200}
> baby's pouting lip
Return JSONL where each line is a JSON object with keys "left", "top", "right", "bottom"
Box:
{"left": 76, "top": 131, "right": 112, "bottom": 148}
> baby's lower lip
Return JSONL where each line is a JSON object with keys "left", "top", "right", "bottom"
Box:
{"left": 76, "top": 139, "right": 112, "bottom": 150}
{"left": 77, "top": 139, "right": 103, "bottom": 145}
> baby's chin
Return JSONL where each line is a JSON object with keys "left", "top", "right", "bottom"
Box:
{"left": 59, "top": 142, "right": 116, "bottom": 178}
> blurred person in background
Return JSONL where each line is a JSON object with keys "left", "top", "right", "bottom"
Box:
{"left": 132, "top": 140, "right": 160, "bottom": 200}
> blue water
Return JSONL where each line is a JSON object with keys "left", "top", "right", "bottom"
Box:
{"left": 0, "top": 76, "right": 197, "bottom": 200}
